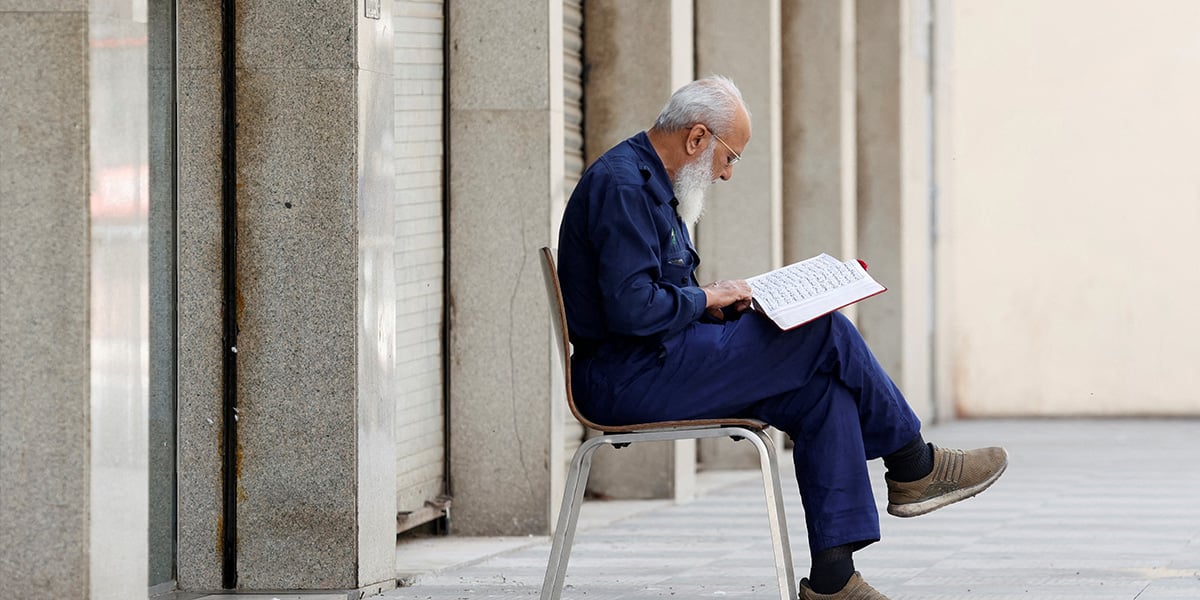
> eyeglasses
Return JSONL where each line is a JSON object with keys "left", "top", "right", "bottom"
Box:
{"left": 709, "top": 129, "right": 742, "bottom": 167}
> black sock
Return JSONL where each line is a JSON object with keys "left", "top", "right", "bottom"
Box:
{"left": 883, "top": 434, "right": 934, "bottom": 483}
{"left": 809, "top": 543, "right": 855, "bottom": 594}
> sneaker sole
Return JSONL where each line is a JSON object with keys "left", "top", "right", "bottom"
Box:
{"left": 886, "top": 451, "right": 1008, "bottom": 518}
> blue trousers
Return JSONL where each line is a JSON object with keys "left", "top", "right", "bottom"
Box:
{"left": 572, "top": 312, "right": 922, "bottom": 554}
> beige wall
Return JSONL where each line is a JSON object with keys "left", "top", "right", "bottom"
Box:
{"left": 938, "top": 0, "right": 1200, "bottom": 415}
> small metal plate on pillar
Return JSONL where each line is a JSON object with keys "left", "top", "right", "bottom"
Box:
{"left": 365, "top": 0, "right": 381, "bottom": 19}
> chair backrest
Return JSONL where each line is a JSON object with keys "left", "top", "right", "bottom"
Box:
{"left": 540, "top": 247, "right": 608, "bottom": 432}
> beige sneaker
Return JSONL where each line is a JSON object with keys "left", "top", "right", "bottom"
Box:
{"left": 886, "top": 445, "right": 1008, "bottom": 517}
{"left": 799, "top": 572, "right": 890, "bottom": 599}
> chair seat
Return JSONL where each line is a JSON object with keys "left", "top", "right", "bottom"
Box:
{"left": 597, "top": 417, "right": 769, "bottom": 434}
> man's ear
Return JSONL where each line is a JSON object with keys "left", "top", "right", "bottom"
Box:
{"left": 685, "top": 124, "right": 707, "bottom": 156}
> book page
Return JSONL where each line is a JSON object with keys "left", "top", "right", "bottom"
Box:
{"left": 747, "top": 254, "right": 865, "bottom": 313}
{"left": 745, "top": 253, "right": 886, "bottom": 330}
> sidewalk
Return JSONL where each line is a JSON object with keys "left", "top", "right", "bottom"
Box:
{"left": 385, "top": 419, "right": 1200, "bottom": 599}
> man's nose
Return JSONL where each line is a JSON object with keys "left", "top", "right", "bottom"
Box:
{"left": 719, "top": 164, "right": 734, "bottom": 181}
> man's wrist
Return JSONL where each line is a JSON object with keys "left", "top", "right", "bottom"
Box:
{"left": 686, "top": 286, "right": 710, "bottom": 319}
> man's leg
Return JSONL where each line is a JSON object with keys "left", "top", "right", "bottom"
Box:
{"left": 814, "top": 312, "right": 1008, "bottom": 519}
{"left": 577, "top": 311, "right": 1002, "bottom": 597}
{"left": 592, "top": 311, "right": 920, "bottom": 431}
{"left": 656, "top": 312, "right": 999, "bottom": 596}
{"left": 748, "top": 373, "right": 901, "bottom": 596}
{"left": 579, "top": 309, "right": 1003, "bottom": 504}
{"left": 809, "top": 312, "right": 924, "bottom": 458}
{"left": 749, "top": 373, "right": 886, "bottom": 555}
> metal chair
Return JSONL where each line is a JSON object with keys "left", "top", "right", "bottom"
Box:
{"left": 539, "top": 247, "right": 797, "bottom": 600}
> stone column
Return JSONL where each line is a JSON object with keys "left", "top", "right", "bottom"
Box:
{"left": 930, "top": 0, "right": 956, "bottom": 421}
{"left": 782, "top": 0, "right": 858, "bottom": 266}
{"left": 175, "top": 1, "right": 397, "bottom": 591}
{"left": 695, "top": 0, "right": 783, "bottom": 469}
{"left": 856, "top": 0, "right": 934, "bottom": 418}
{"left": 175, "top": 3, "right": 226, "bottom": 589}
{"left": 447, "top": 0, "right": 566, "bottom": 535}
{"left": 147, "top": 0, "right": 178, "bottom": 590}
{"left": 581, "top": 0, "right": 697, "bottom": 500}
{"left": 696, "top": 0, "right": 782, "bottom": 285}
{"left": 0, "top": 4, "right": 91, "bottom": 595}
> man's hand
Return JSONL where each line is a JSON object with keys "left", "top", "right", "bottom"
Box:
{"left": 702, "top": 279, "right": 753, "bottom": 321}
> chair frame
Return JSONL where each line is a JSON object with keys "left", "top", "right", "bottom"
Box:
{"left": 539, "top": 247, "right": 796, "bottom": 600}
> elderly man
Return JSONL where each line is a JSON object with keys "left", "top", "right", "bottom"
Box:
{"left": 555, "top": 75, "right": 1006, "bottom": 599}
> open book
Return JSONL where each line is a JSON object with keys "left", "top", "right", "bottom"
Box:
{"left": 745, "top": 253, "right": 886, "bottom": 330}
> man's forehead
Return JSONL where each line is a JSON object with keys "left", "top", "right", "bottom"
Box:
{"left": 731, "top": 111, "right": 752, "bottom": 145}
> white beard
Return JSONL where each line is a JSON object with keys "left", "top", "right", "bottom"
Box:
{"left": 672, "top": 143, "right": 716, "bottom": 226}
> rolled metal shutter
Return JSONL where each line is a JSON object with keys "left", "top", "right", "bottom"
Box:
{"left": 393, "top": 0, "right": 447, "bottom": 530}
{"left": 563, "top": 0, "right": 587, "bottom": 465}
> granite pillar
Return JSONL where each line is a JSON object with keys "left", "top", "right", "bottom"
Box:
{"left": 175, "top": 1, "right": 397, "bottom": 591}
{"left": 581, "top": 0, "right": 697, "bottom": 500}
{"left": 175, "top": 1, "right": 230, "bottom": 588}
{"left": 147, "top": 0, "right": 177, "bottom": 590}
{"left": 447, "top": 0, "right": 567, "bottom": 535}
{"left": 855, "top": 0, "right": 934, "bottom": 418}
{"left": 0, "top": 4, "right": 91, "bottom": 596}
{"left": 695, "top": 0, "right": 784, "bottom": 469}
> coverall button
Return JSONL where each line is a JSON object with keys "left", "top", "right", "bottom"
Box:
{"left": 681, "top": 278, "right": 688, "bottom": 284}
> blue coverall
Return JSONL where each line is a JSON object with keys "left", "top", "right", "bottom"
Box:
{"left": 556, "top": 132, "right": 923, "bottom": 554}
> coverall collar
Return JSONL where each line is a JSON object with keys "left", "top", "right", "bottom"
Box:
{"left": 627, "top": 131, "right": 677, "bottom": 208}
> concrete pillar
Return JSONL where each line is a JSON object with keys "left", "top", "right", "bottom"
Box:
{"left": 175, "top": 2, "right": 397, "bottom": 591}
{"left": 782, "top": 0, "right": 858, "bottom": 266}
{"left": 855, "top": 0, "right": 934, "bottom": 419}
{"left": 930, "top": 0, "right": 956, "bottom": 421}
{"left": 581, "top": 0, "right": 697, "bottom": 500}
{"left": 447, "top": 0, "right": 566, "bottom": 535}
{"left": 696, "top": 0, "right": 782, "bottom": 288}
{"left": 695, "top": 0, "right": 783, "bottom": 469}
{"left": 0, "top": 4, "right": 91, "bottom": 596}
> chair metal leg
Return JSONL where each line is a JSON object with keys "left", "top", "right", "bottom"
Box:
{"left": 541, "top": 427, "right": 795, "bottom": 600}
{"left": 540, "top": 434, "right": 606, "bottom": 600}
{"left": 746, "top": 428, "right": 798, "bottom": 600}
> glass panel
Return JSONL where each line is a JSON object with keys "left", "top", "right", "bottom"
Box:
{"left": 88, "top": 0, "right": 151, "bottom": 596}
{"left": 89, "top": 0, "right": 176, "bottom": 595}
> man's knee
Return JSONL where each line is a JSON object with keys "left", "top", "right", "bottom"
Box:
{"left": 827, "top": 310, "right": 858, "bottom": 334}
{"left": 826, "top": 311, "right": 873, "bottom": 352}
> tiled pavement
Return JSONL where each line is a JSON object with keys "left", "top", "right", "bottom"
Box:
{"left": 386, "top": 419, "right": 1200, "bottom": 600}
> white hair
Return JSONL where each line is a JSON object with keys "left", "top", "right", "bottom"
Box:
{"left": 652, "top": 75, "right": 750, "bottom": 136}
